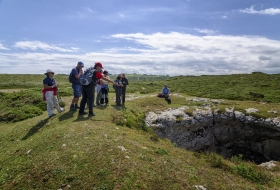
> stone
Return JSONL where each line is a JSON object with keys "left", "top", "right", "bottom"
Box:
{"left": 194, "top": 185, "right": 207, "bottom": 190}
{"left": 145, "top": 107, "right": 280, "bottom": 163}
{"left": 259, "top": 161, "right": 277, "bottom": 169}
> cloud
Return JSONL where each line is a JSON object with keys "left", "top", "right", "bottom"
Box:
{"left": 14, "top": 41, "right": 79, "bottom": 52}
{"left": 1, "top": 32, "right": 280, "bottom": 75}
{"left": 239, "top": 6, "right": 280, "bottom": 15}
{"left": 194, "top": 28, "right": 218, "bottom": 35}
{"left": 0, "top": 43, "right": 10, "bottom": 50}
{"left": 258, "top": 55, "right": 271, "bottom": 61}
{"left": 221, "top": 15, "right": 227, "bottom": 19}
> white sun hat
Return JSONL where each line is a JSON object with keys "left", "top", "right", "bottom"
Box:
{"left": 45, "top": 69, "right": 55, "bottom": 75}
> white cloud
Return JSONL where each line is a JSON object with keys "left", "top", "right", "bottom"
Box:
{"left": 221, "top": 15, "right": 227, "bottom": 19}
{"left": 194, "top": 28, "right": 218, "bottom": 35}
{"left": 239, "top": 6, "right": 280, "bottom": 15}
{"left": 14, "top": 41, "right": 79, "bottom": 52}
{"left": 1, "top": 32, "right": 280, "bottom": 75}
{"left": 118, "top": 13, "right": 124, "bottom": 18}
{"left": 0, "top": 43, "right": 10, "bottom": 50}
{"left": 86, "top": 7, "right": 93, "bottom": 13}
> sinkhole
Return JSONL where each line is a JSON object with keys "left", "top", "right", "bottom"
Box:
{"left": 146, "top": 108, "right": 280, "bottom": 164}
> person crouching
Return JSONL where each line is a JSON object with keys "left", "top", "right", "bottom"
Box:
{"left": 42, "top": 69, "right": 64, "bottom": 118}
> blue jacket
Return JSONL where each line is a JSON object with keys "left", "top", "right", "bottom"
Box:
{"left": 162, "top": 88, "right": 170, "bottom": 95}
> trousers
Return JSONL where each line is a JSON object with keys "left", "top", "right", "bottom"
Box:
{"left": 45, "top": 91, "right": 62, "bottom": 116}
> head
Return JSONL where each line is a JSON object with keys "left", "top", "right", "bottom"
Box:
{"left": 94, "top": 62, "right": 103, "bottom": 71}
{"left": 103, "top": 70, "right": 108, "bottom": 76}
{"left": 117, "top": 74, "right": 122, "bottom": 80}
{"left": 77, "top": 61, "right": 84, "bottom": 70}
{"left": 45, "top": 69, "right": 55, "bottom": 78}
{"left": 121, "top": 73, "right": 125, "bottom": 78}
{"left": 164, "top": 84, "right": 168, "bottom": 88}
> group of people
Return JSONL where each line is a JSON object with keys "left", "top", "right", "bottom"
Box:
{"left": 42, "top": 61, "right": 129, "bottom": 118}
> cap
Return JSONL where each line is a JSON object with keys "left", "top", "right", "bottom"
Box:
{"left": 95, "top": 62, "right": 103, "bottom": 69}
{"left": 45, "top": 69, "right": 54, "bottom": 75}
{"left": 78, "top": 62, "right": 84, "bottom": 67}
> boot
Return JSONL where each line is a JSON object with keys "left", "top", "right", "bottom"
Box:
{"left": 70, "top": 104, "right": 76, "bottom": 111}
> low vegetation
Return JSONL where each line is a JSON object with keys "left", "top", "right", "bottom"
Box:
{"left": 0, "top": 73, "right": 280, "bottom": 189}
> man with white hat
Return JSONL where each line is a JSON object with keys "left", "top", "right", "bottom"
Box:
{"left": 42, "top": 69, "right": 64, "bottom": 117}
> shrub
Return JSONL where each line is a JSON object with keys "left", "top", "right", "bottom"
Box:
{"left": 155, "top": 148, "right": 168, "bottom": 155}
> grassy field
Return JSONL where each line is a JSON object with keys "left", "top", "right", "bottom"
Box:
{"left": 0, "top": 73, "right": 280, "bottom": 189}
{"left": 1, "top": 94, "right": 280, "bottom": 189}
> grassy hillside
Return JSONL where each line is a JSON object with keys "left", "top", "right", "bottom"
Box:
{"left": 1, "top": 95, "right": 280, "bottom": 189}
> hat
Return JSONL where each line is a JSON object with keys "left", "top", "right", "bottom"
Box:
{"left": 45, "top": 69, "right": 54, "bottom": 75}
{"left": 95, "top": 62, "right": 103, "bottom": 69}
{"left": 78, "top": 61, "right": 84, "bottom": 67}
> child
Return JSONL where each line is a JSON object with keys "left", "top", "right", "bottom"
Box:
{"left": 100, "top": 70, "right": 110, "bottom": 106}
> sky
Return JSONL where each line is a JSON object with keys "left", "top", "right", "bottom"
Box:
{"left": 0, "top": 0, "right": 280, "bottom": 76}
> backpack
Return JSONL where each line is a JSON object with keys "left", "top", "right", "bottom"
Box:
{"left": 68, "top": 68, "right": 78, "bottom": 83}
{"left": 80, "top": 67, "right": 97, "bottom": 86}
{"left": 68, "top": 72, "right": 73, "bottom": 83}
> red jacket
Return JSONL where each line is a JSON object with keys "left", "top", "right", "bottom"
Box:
{"left": 42, "top": 88, "right": 57, "bottom": 101}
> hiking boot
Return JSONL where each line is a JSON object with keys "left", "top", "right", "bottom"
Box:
{"left": 59, "top": 108, "right": 64, "bottom": 113}
{"left": 79, "top": 111, "right": 88, "bottom": 116}
{"left": 70, "top": 105, "right": 76, "bottom": 111}
{"left": 49, "top": 114, "right": 56, "bottom": 118}
{"left": 75, "top": 104, "right": 80, "bottom": 108}
{"left": 88, "top": 113, "right": 95, "bottom": 117}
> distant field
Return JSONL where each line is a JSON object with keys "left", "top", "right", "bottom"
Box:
{"left": 0, "top": 72, "right": 280, "bottom": 122}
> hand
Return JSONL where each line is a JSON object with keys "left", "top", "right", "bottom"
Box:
{"left": 114, "top": 82, "right": 118, "bottom": 86}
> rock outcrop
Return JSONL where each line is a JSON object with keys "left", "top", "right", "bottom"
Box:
{"left": 145, "top": 106, "right": 280, "bottom": 164}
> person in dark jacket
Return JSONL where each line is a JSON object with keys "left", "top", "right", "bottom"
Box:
{"left": 79, "top": 62, "right": 117, "bottom": 117}
{"left": 121, "top": 73, "right": 129, "bottom": 105}
{"left": 113, "top": 74, "right": 123, "bottom": 106}
{"left": 161, "top": 84, "right": 171, "bottom": 104}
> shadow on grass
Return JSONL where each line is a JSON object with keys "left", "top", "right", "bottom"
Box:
{"left": 58, "top": 110, "right": 77, "bottom": 121}
{"left": 22, "top": 118, "right": 50, "bottom": 140}
{"left": 111, "top": 105, "right": 126, "bottom": 110}
{"left": 73, "top": 115, "right": 95, "bottom": 122}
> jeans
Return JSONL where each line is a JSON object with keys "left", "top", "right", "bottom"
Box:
{"left": 96, "top": 85, "right": 102, "bottom": 105}
{"left": 101, "top": 88, "right": 109, "bottom": 104}
{"left": 79, "top": 85, "right": 95, "bottom": 114}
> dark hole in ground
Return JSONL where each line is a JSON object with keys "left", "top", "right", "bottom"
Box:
{"left": 154, "top": 120, "right": 280, "bottom": 164}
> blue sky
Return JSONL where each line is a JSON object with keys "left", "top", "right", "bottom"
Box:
{"left": 0, "top": 0, "right": 280, "bottom": 75}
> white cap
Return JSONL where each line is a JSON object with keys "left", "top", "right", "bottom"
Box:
{"left": 45, "top": 69, "right": 55, "bottom": 75}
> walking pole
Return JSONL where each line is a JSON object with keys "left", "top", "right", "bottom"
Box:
{"left": 56, "top": 88, "right": 66, "bottom": 108}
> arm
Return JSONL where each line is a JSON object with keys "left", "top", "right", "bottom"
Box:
{"left": 74, "top": 68, "right": 82, "bottom": 79}
{"left": 43, "top": 79, "right": 57, "bottom": 89}
{"left": 102, "top": 77, "right": 118, "bottom": 86}
{"left": 125, "top": 78, "right": 129, "bottom": 85}
{"left": 44, "top": 84, "right": 57, "bottom": 89}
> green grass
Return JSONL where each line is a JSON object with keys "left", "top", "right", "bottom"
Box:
{"left": 1, "top": 73, "right": 280, "bottom": 189}
{"left": 0, "top": 95, "right": 280, "bottom": 189}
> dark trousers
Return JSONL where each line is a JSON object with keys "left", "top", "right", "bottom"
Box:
{"left": 115, "top": 87, "right": 122, "bottom": 106}
{"left": 100, "top": 88, "right": 109, "bottom": 104}
{"left": 79, "top": 86, "right": 95, "bottom": 114}
{"left": 122, "top": 86, "right": 127, "bottom": 104}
